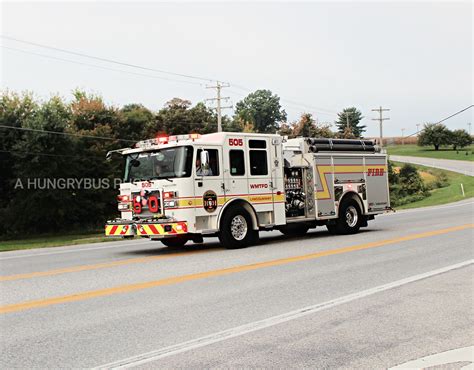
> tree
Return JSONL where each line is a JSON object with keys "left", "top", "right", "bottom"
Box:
{"left": 0, "top": 92, "right": 38, "bottom": 237}
{"left": 152, "top": 98, "right": 217, "bottom": 136}
{"left": 221, "top": 116, "right": 241, "bottom": 132}
{"left": 278, "top": 123, "right": 293, "bottom": 137}
{"left": 292, "top": 113, "right": 334, "bottom": 138}
{"left": 118, "top": 104, "right": 155, "bottom": 142}
{"left": 418, "top": 123, "right": 452, "bottom": 150}
{"left": 234, "top": 90, "right": 287, "bottom": 133}
{"left": 451, "top": 129, "right": 472, "bottom": 150}
{"left": 335, "top": 107, "right": 365, "bottom": 138}
{"left": 7, "top": 96, "right": 76, "bottom": 234}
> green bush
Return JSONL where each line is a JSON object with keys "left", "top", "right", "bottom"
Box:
{"left": 389, "top": 161, "right": 430, "bottom": 206}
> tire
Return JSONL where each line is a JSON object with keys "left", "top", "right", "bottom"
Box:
{"left": 160, "top": 236, "right": 188, "bottom": 248}
{"left": 333, "top": 198, "right": 362, "bottom": 235}
{"left": 326, "top": 224, "right": 338, "bottom": 234}
{"left": 218, "top": 206, "right": 259, "bottom": 249}
{"left": 279, "top": 224, "right": 310, "bottom": 236}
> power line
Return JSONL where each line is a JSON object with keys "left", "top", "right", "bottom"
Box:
{"left": 436, "top": 105, "right": 473, "bottom": 124}
{"left": 1, "top": 45, "right": 203, "bottom": 87}
{"left": 405, "top": 104, "right": 474, "bottom": 139}
{"left": 2, "top": 35, "right": 346, "bottom": 120}
{"left": 0, "top": 125, "right": 136, "bottom": 143}
{"left": 0, "top": 149, "right": 101, "bottom": 159}
{"left": 0, "top": 35, "right": 216, "bottom": 83}
{"left": 4, "top": 44, "right": 332, "bottom": 119}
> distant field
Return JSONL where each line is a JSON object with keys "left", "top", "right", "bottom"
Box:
{"left": 387, "top": 144, "right": 474, "bottom": 161}
{"left": 393, "top": 162, "right": 474, "bottom": 209}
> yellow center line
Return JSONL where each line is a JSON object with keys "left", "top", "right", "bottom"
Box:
{"left": 0, "top": 224, "right": 471, "bottom": 315}
{"left": 0, "top": 249, "right": 219, "bottom": 282}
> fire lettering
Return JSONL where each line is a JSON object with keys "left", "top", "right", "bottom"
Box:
{"left": 367, "top": 168, "right": 384, "bottom": 176}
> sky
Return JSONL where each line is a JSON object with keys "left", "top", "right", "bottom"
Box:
{"left": 1, "top": 1, "right": 472, "bottom": 137}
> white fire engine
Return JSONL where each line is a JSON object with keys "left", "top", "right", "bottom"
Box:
{"left": 105, "top": 132, "right": 390, "bottom": 249}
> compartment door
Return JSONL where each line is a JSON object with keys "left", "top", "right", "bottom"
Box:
{"left": 365, "top": 155, "right": 390, "bottom": 212}
{"left": 314, "top": 156, "right": 336, "bottom": 218}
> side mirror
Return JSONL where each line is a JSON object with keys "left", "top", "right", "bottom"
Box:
{"left": 106, "top": 149, "right": 126, "bottom": 161}
{"left": 200, "top": 150, "right": 210, "bottom": 169}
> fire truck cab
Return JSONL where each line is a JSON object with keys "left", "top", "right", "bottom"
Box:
{"left": 105, "top": 132, "right": 390, "bottom": 249}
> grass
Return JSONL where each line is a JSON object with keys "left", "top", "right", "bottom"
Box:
{"left": 393, "top": 161, "right": 474, "bottom": 209}
{"left": 0, "top": 232, "right": 127, "bottom": 252}
{"left": 387, "top": 144, "right": 474, "bottom": 161}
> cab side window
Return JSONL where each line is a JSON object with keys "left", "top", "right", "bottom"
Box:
{"left": 250, "top": 150, "right": 268, "bottom": 176}
{"left": 229, "top": 150, "right": 245, "bottom": 176}
{"left": 196, "top": 149, "right": 219, "bottom": 176}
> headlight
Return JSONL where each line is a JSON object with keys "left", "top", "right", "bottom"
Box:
{"left": 118, "top": 203, "right": 130, "bottom": 211}
{"left": 164, "top": 200, "right": 177, "bottom": 208}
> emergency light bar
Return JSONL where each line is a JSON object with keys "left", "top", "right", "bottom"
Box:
{"left": 135, "top": 133, "right": 201, "bottom": 148}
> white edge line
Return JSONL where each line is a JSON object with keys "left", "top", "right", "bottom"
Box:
{"left": 389, "top": 345, "right": 473, "bottom": 369}
{"left": 95, "top": 259, "right": 474, "bottom": 369}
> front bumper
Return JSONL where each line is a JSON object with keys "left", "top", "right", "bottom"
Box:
{"left": 105, "top": 221, "right": 188, "bottom": 237}
{"left": 136, "top": 221, "right": 188, "bottom": 236}
{"left": 105, "top": 222, "right": 134, "bottom": 237}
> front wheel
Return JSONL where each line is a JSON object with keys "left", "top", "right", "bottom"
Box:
{"left": 218, "top": 206, "right": 259, "bottom": 249}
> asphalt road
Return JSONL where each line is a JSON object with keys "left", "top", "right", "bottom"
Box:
{"left": 0, "top": 200, "right": 473, "bottom": 368}
{"left": 389, "top": 155, "right": 474, "bottom": 176}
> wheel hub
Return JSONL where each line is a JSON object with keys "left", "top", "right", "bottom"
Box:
{"left": 230, "top": 215, "right": 248, "bottom": 241}
{"left": 345, "top": 206, "right": 358, "bottom": 227}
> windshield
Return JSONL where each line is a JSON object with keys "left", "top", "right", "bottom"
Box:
{"left": 124, "top": 146, "right": 193, "bottom": 182}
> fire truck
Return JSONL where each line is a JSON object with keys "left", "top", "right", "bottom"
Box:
{"left": 105, "top": 132, "right": 390, "bottom": 249}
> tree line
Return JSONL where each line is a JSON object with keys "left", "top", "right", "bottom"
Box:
{"left": 0, "top": 88, "right": 366, "bottom": 238}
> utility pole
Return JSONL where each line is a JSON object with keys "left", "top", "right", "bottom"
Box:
{"left": 371, "top": 106, "right": 390, "bottom": 147}
{"left": 416, "top": 123, "right": 420, "bottom": 135}
{"left": 468, "top": 122, "right": 472, "bottom": 136}
{"left": 206, "top": 81, "right": 231, "bottom": 132}
{"left": 401, "top": 128, "right": 405, "bottom": 145}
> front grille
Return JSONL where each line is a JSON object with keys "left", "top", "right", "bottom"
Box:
{"left": 131, "top": 190, "right": 162, "bottom": 215}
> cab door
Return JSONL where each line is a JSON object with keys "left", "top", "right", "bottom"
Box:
{"left": 223, "top": 136, "right": 248, "bottom": 200}
{"left": 246, "top": 137, "right": 274, "bottom": 213}
{"left": 193, "top": 147, "right": 225, "bottom": 230}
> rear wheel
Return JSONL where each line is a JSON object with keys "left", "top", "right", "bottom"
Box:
{"left": 160, "top": 236, "right": 188, "bottom": 248}
{"left": 219, "top": 206, "right": 259, "bottom": 249}
{"left": 279, "top": 224, "right": 310, "bottom": 236}
{"left": 332, "top": 198, "right": 362, "bottom": 235}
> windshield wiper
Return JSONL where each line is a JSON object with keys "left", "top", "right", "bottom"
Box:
{"left": 149, "top": 176, "right": 173, "bottom": 183}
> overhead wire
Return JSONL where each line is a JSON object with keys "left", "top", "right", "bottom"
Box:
{"left": 0, "top": 149, "right": 103, "bottom": 159}
{"left": 0, "top": 35, "right": 216, "bottom": 83}
{"left": 404, "top": 105, "right": 474, "bottom": 138}
{"left": 1, "top": 45, "right": 204, "bottom": 87}
{"left": 2, "top": 35, "right": 339, "bottom": 118}
{"left": 0, "top": 125, "right": 136, "bottom": 143}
